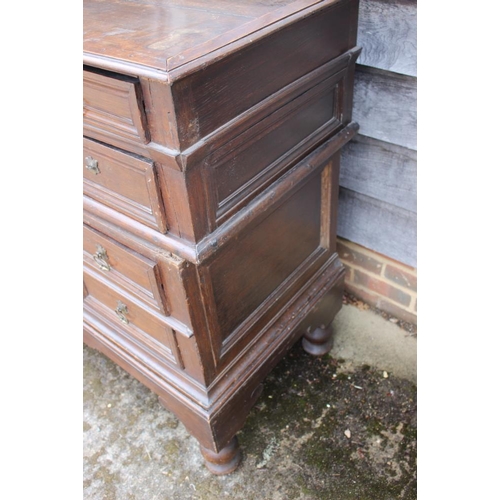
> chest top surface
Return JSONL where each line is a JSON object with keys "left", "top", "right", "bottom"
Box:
{"left": 83, "top": 0, "right": 345, "bottom": 74}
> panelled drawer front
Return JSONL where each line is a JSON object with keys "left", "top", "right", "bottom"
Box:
{"left": 83, "top": 225, "right": 167, "bottom": 314}
{"left": 83, "top": 138, "right": 167, "bottom": 233}
{"left": 83, "top": 69, "right": 149, "bottom": 152}
{"left": 83, "top": 264, "right": 177, "bottom": 364}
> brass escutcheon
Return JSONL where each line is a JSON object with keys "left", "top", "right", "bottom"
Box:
{"left": 93, "top": 244, "right": 111, "bottom": 271}
{"left": 85, "top": 156, "right": 100, "bottom": 174}
{"left": 115, "top": 301, "right": 129, "bottom": 324}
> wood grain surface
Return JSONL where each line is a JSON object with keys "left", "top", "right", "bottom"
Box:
{"left": 83, "top": 0, "right": 360, "bottom": 464}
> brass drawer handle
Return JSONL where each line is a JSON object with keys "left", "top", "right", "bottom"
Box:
{"left": 115, "top": 301, "right": 129, "bottom": 324}
{"left": 85, "top": 156, "right": 100, "bottom": 174}
{"left": 93, "top": 245, "right": 111, "bottom": 271}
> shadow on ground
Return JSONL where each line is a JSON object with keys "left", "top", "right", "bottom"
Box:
{"left": 84, "top": 335, "right": 416, "bottom": 499}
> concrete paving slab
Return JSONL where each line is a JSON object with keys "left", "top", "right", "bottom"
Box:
{"left": 331, "top": 305, "right": 417, "bottom": 384}
{"left": 83, "top": 304, "right": 417, "bottom": 499}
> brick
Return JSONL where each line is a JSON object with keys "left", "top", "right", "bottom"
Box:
{"left": 344, "top": 282, "right": 380, "bottom": 309}
{"left": 379, "top": 299, "right": 417, "bottom": 325}
{"left": 353, "top": 269, "right": 411, "bottom": 307}
{"left": 337, "top": 240, "right": 383, "bottom": 275}
{"left": 343, "top": 263, "right": 353, "bottom": 282}
{"left": 384, "top": 264, "right": 417, "bottom": 292}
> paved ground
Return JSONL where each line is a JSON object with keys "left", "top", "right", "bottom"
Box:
{"left": 83, "top": 303, "right": 417, "bottom": 499}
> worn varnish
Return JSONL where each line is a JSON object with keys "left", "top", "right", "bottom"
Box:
{"left": 83, "top": 0, "right": 360, "bottom": 475}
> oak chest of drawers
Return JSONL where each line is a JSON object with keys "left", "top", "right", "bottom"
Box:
{"left": 83, "top": 0, "right": 360, "bottom": 474}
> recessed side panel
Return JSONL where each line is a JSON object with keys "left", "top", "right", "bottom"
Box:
{"left": 212, "top": 73, "right": 344, "bottom": 223}
{"left": 206, "top": 171, "right": 330, "bottom": 364}
{"left": 172, "top": 0, "right": 355, "bottom": 147}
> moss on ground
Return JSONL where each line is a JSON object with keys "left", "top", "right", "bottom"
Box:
{"left": 239, "top": 342, "right": 417, "bottom": 499}
{"left": 84, "top": 340, "right": 417, "bottom": 499}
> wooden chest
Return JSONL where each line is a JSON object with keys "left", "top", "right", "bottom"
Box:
{"left": 83, "top": 0, "right": 360, "bottom": 474}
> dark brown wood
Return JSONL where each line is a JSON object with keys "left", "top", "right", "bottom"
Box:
{"left": 200, "top": 437, "right": 242, "bottom": 475}
{"left": 83, "top": 69, "right": 150, "bottom": 154}
{"left": 171, "top": 0, "right": 356, "bottom": 148}
{"left": 302, "top": 324, "right": 334, "bottom": 356}
{"left": 83, "top": 139, "right": 167, "bottom": 233}
{"left": 83, "top": 225, "right": 167, "bottom": 313}
{"left": 83, "top": 0, "right": 359, "bottom": 475}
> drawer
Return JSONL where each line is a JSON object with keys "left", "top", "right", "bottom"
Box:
{"left": 83, "top": 264, "right": 177, "bottom": 364}
{"left": 83, "top": 69, "right": 149, "bottom": 153}
{"left": 83, "top": 138, "right": 167, "bottom": 233}
{"left": 83, "top": 225, "right": 167, "bottom": 314}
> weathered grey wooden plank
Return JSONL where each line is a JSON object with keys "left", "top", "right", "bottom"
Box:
{"left": 337, "top": 187, "right": 416, "bottom": 267}
{"left": 353, "top": 66, "right": 417, "bottom": 150}
{"left": 340, "top": 134, "right": 416, "bottom": 213}
{"left": 357, "top": 0, "right": 417, "bottom": 77}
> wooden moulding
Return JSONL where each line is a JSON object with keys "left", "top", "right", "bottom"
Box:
{"left": 83, "top": 0, "right": 360, "bottom": 471}
{"left": 83, "top": 138, "right": 168, "bottom": 233}
{"left": 83, "top": 0, "right": 358, "bottom": 80}
{"left": 84, "top": 142, "right": 350, "bottom": 452}
{"left": 202, "top": 54, "right": 359, "bottom": 227}
{"left": 84, "top": 249, "right": 345, "bottom": 453}
{"left": 83, "top": 68, "right": 150, "bottom": 156}
{"left": 193, "top": 147, "right": 343, "bottom": 380}
{"left": 83, "top": 46, "right": 360, "bottom": 166}
{"left": 83, "top": 48, "right": 360, "bottom": 244}
{"left": 171, "top": 1, "right": 357, "bottom": 149}
{"left": 197, "top": 123, "right": 358, "bottom": 261}
{"left": 83, "top": 224, "right": 168, "bottom": 314}
{"left": 83, "top": 122, "right": 358, "bottom": 266}
{"left": 158, "top": 46, "right": 360, "bottom": 165}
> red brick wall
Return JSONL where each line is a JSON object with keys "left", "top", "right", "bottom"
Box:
{"left": 337, "top": 237, "right": 417, "bottom": 324}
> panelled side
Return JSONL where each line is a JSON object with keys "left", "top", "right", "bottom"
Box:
{"left": 197, "top": 153, "right": 343, "bottom": 377}
{"left": 171, "top": 0, "right": 358, "bottom": 148}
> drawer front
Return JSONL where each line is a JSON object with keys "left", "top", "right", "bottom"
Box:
{"left": 83, "top": 138, "right": 167, "bottom": 233}
{"left": 83, "top": 265, "right": 177, "bottom": 363}
{"left": 83, "top": 225, "right": 167, "bottom": 314}
{"left": 83, "top": 69, "right": 149, "bottom": 152}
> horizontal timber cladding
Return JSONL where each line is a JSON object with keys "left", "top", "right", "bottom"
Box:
{"left": 340, "top": 134, "right": 416, "bottom": 213}
{"left": 337, "top": 187, "right": 416, "bottom": 267}
{"left": 352, "top": 65, "right": 416, "bottom": 150}
{"left": 343, "top": 0, "right": 417, "bottom": 271}
{"left": 357, "top": 0, "right": 416, "bottom": 77}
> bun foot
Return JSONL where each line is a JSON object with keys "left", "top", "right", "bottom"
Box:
{"left": 302, "top": 324, "right": 333, "bottom": 356}
{"left": 200, "top": 437, "right": 242, "bottom": 475}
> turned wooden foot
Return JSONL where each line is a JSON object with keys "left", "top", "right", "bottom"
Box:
{"left": 302, "top": 324, "right": 334, "bottom": 356}
{"left": 200, "top": 436, "right": 242, "bottom": 475}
